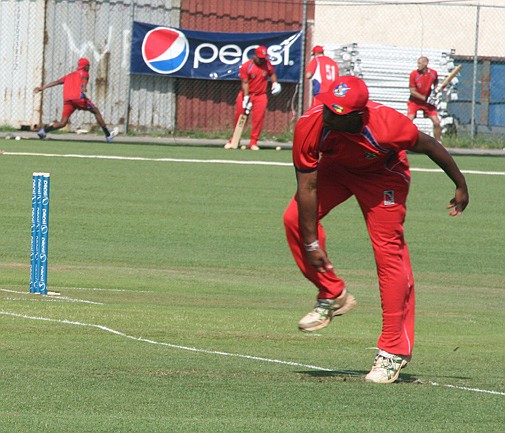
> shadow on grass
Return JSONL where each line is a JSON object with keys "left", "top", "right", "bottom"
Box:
{"left": 298, "top": 369, "right": 425, "bottom": 384}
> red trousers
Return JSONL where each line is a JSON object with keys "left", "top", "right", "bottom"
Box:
{"left": 232, "top": 91, "right": 268, "bottom": 146}
{"left": 283, "top": 157, "right": 415, "bottom": 357}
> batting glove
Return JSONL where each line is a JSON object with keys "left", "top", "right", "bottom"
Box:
{"left": 242, "top": 95, "right": 250, "bottom": 109}
{"left": 244, "top": 101, "right": 253, "bottom": 115}
{"left": 426, "top": 96, "right": 436, "bottom": 106}
{"left": 271, "top": 82, "right": 282, "bottom": 95}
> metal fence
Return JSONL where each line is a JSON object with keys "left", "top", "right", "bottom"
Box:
{"left": 1, "top": 0, "right": 504, "bottom": 140}
{"left": 0, "top": 0, "right": 180, "bottom": 134}
{"left": 312, "top": 0, "right": 505, "bottom": 138}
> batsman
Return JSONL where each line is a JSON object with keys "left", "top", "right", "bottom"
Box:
{"left": 224, "top": 45, "right": 281, "bottom": 150}
{"left": 283, "top": 76, "right": 469, "bottom": 384}
{"left": 407, "top": 56, "right": 441, "bottom": 142}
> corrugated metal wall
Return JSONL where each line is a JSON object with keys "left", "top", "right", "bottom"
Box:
{"left": 128, "top": 0, "right": 180, "bottom": 132}
{"left": 177, "top": 0, "right": 313, "bottom": 135}
{"left": 1, "top": 0, "right": 310, "bottom": 135}
{"left": 39, "top": 0, "right": 179, "bottom": 133}
{"left": 0, "top": 0, "right": 45, "bottom": 129}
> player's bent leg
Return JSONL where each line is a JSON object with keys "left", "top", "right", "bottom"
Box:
{"left": 430, "top": 116, "right": 442, "bottom": 142}
{"left": 283, "top": 197, "right": 350, "bottom": 330}
{"left": 406, "top": 102, "right": 418, "bottom": 121}
{"left": 298, "top": 289, "right": 356, "bottom": 332}
{"left": 283, "top": 198, "right": 345, "bottom": 295}
{"left": 90, "top": 106, "right": 107, "bottom": 129}
{"left": 40, "top": 116, "right": 70, "bottom": 138}
{"left": 58, "top": 117, "right": 70, "bottom": 127}
{"left": 89, "top": 106, "right": 117, "bottom": 142}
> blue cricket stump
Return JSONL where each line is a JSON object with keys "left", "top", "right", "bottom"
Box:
{"left": 30, "top": 172, "right": 50, "bottom": 294}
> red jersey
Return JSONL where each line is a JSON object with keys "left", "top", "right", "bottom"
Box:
{"left": 293, "top": 101, "right": 419, "bottom": 173}
{"left": 409, "top": 68, "right": 438, "bottom": 101}
{"left": 239, "top": 59, "right": 275, "bottom": 95}
{"left": 60, "top": 69, "right": 89, "bottom": 101}
{"left": 306, "top": 55, "right": 339, "bottom": 96}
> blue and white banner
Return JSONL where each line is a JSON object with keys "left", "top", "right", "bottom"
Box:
{"left": 130, "top": 21, "right": 302, "bottom": 83}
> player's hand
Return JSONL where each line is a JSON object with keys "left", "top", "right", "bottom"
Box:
{"left": 447, "top": 185, "right": 469, "bottom": 216}
{"left": 307, "top": 248, "right": 333, "bottom": 273}
{"left": 242, "top": 95, "right": 250, "bottom": 109}
{"left": 271, "top": 82, "right": 282, "bottom": 95}
{"left": 244, "top": 101, "right": 253, "bottom": 115}
{"left": 426, "top": 96, "right": 436, "bottom": 106}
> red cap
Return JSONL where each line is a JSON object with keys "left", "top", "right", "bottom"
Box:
{"left": 312, "top": 45, "right": 324, "bottom": 55}
{"left": 77, "top": 58, "right": 90, "bottom": 69}
{"left": 316, "top": 76, "right": 369, "bottom": 115}
{"left": 254, "top": 46, "right": 268, "bottom": 59}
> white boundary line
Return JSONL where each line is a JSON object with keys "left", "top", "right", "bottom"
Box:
{"left": 2, "top": 151, "right": 505, "bottom": 175}
{"left": 1, "top": 311, "right": 503, "bottom": 396}
{"left": 0, "top": 289, "right": 103, "bottom": 305}
{"left": 2, "top": 152, "right": 290, "bottom": 167}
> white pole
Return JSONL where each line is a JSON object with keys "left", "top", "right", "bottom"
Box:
{"left": 470, "top": 3, "right": 480, "bottom": 141}
{"left": 298, "top": 0, "right": 308, "bottom": 118}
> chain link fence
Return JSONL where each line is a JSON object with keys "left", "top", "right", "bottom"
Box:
{"left": 1, "top": 0, "right": 504, "bottom": 140}
{"left": 312, "top": 0, "right": 505, "bottom": 139}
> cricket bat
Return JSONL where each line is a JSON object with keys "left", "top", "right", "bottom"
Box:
{"left": 438, "top": 65, "right": 462, "bottom": 92}
{"left": 229, "top": 102, "right": 252, "bottom": 149}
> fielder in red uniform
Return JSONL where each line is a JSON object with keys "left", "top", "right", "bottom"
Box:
{"left": 283, "top": 76, "right": 469, "bottom": 383}
{"left": 305, "top": 45, "right": 339, "bottom": 106}
{"left": 408, "top": 56, "right": 441, "bottom": 142}
{"left": 34, "top": 58, "right": 117, "bottom": 142}
{"left": 224, "top": 46, "right": 281, "bottom": 151}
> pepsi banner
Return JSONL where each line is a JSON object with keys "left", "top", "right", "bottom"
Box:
{"left": 131, "top": 21, "right": 302, "bottom": 83}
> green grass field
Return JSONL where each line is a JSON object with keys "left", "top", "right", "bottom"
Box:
{"left": 1, "top": 138, "right": 504, "bottom": 432}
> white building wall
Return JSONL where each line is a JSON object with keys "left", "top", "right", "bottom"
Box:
{"left": 314, "top": 1, "right": 505, "bottom": 58}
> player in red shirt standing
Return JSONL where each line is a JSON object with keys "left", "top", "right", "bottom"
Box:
{"left": 305, "top": 45, "right": 339, "bottom": 106}
{"left": 407, "top": 56, "right": 441, "bottom": 142}
{"left": 283, "top": 76, "right": 469, "bottom": 383}
{"left": 224, "top": 46, "right": 281, "bottom": 150}
{"left": 34, "top": 58, "right": 118, "bottom": 142}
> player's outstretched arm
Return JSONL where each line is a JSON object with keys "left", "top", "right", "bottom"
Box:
{"left": 33, "top": 79, "right": 63, "bottom": 93}
{"left": 410, "top": 131, "right": 469, "bottom": 216}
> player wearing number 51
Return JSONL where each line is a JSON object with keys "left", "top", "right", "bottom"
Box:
{"left": 407, "top": 56, "right": 441, "bottom": 142}
{"left": 283, "top": 76, "right": 469, "bottom": 384}
{"left": 305, "top": 45, "right": 339, "bottom": 107}
{"left": 224, "top": 45, "right": 281, "bottom": 151}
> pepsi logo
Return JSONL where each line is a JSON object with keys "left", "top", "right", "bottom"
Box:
{"left": 142, "top": 27, "right": 189, "bottom": 74}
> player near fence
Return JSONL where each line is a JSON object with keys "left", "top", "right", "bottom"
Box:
{"left": 283, "top": 75, "right": 469, "bottom": 383}
{"left": 407, "top": 56, "right": 441, "bottom": 142}
{"left": 224, "top": 46, "right": 281, "bottom": 151}
{"left": 34, "top": 58, "right": 118, "bottom": 142}
{"left": 305, "top": 45, "right": 339, "bottom": 106}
